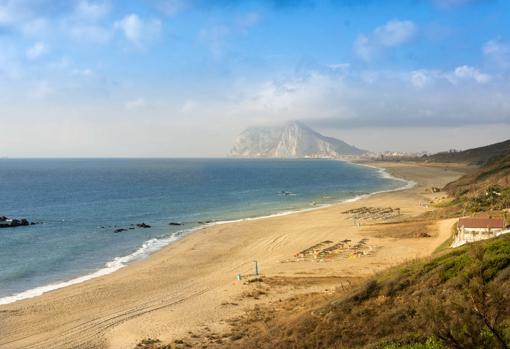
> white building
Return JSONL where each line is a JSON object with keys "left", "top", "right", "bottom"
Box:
{"left": 454, "top": 217, "right": 507, "bottom": 247}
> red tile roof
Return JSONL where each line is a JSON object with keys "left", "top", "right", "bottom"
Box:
{"left": 458, "top": 217, "right": 506, "bottom": 229}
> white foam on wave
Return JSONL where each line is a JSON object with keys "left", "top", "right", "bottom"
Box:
{"left": 350, "top": 162, "right": 417, "bottom": 196}
{"left": 210, "top": 204, "right": 331, "bottom": 226}
{"left": 0, "top": 161, "right": 413, "bottom": 306}
{"left": 0, "top": 233, "right": 184, "bottom": 305}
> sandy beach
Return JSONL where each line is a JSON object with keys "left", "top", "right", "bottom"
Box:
{"left": 0, "top": 162, "right": 466, "bottom": 349}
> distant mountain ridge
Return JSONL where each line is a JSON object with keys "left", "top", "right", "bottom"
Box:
{"left": 230, "top": 121, "right": 366, "bottom": 158}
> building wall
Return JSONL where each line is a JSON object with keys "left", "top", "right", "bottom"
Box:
{"left": 457, "top": 226, "right": 503, "bottom": 243}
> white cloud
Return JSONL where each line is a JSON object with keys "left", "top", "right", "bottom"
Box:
{"left": 75, "top": 0, "right": 110, "bottom": 20}
{"left": 328, "top": 63, "right": 350, "bottom": 70}
{"left": 115, "top": 14, "right": 142, "bottom": 42}
{"left": 69, "top": 24, "right": 113, "bottom": 44}
{"left": 26, "top": 41, "right": 48, "bottom": 60}
{"left": 114, "top": 14, "right": 162, "bottom": 45}
{"left": 224, "top": 63, "right": 509, "bottom": 131}
{"left": 232, "top": 73, "right": 352, "bottom": 122}
{"left": 354, "top": 20, "right": 417, "bottom": 61}
{"left": 64, "top": 1, "right": 113, "bottom": 45}
{"left": 72, "top": 68, "right": 94, "bottom": 77}
{"left": 125, "top": 98, "right": 146, "bottom": 110}
{"left": 483, "top": 39, "right": 510, "bottom": 69}
{"left": 353, "top": 35, "right": 374, "bottom": 61}
{"left": 154, "top": 0, "right": 190, "bottom": 16}
{"left": 410, "top": 70, "right": 432, "bottom": 88}
{"left": 0, "top": 2, "right": 30, "bottom": 27}
{"left": 453, "top": 65, "right": 491, "bottom": 83}
{"left": 408, "top": 66, "right": 491, "bottom": 87}
{"left": 374, "top": 20, "right": 417, "bottom": 47}
{"left": 0, "top": 2, "right": 49, "bottom": 36}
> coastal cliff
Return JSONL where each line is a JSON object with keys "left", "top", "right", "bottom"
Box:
{"left": 230, "top": 121, "right": 366, "bottom": 158}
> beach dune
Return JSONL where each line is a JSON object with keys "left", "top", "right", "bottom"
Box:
{"left": 0, "top": 162, "right": 464, "bottom": 349}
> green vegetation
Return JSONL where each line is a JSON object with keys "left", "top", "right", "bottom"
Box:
{"left": 444, "top": 154, "right": 510, "bottom": 199}
{"left": 463, "top": 185, "right": 510, "bottom": 213}
{"left": 427, "top": 153, "right": 510, "bottom": 218}
{"left": 226, "top": 236, "right": 510, "bottom": 349}
{"left": 382, "top": 337, "right": 445, "bottom": 349}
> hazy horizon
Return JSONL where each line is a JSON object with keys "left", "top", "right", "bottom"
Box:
{"left": 1, "top": 0, "right": 509, "bottom": 157}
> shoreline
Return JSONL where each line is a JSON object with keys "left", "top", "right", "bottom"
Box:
{"left": 0, "top": 161, "right": 467, "bottom": 349}
{"left": 0, "top": 160, "right": 412, "bottom": 306}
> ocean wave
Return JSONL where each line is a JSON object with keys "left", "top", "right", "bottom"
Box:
{"left": 351, "top": 161, "right": 416, "bottom": 192}
{"left": 0, "top": 233, "right": 183, "bottom": 305}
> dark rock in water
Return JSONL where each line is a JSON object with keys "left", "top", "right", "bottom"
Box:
{"left": 279, "top": 191, "right": 295, "bottom": 196}
{"left": 136, "top": 223, "right": 151, "bottom": 228}
{"left": 114, "top": 228, "right": 128, "bottom": 233}
{"left": 129, "top": 227, "right": 135, "bottom": 230}
{"left": 169, "top": 222, "right": 183, "bottom": 226}
{"left": 0, "top": 216, "right": 35, "bottom": 228}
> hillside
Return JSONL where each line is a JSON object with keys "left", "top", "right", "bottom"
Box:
{"left": 419, "top": 141, "right": 510, "bottom": 216}
{"left": 230, "top": 121, "right": 366, "bottom": 158}
{"left": 444, "top": 153, "right": 510, "bottom": 197}
{"left": 213, "top": 235, "right": 510, "bottom": 349}
{"left": 424, "top": 139, "right": 510, "bottom": 165}
{"left": 424, "top": 153, "right": 510, "bottom": 216}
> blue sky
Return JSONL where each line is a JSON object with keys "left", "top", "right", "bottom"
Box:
{"left": 1, "top": 0, "right": 509, "bottom": 156}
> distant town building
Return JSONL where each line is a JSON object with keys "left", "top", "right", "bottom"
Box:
{"left": 361, "top": 151, "right": 429, "bottom": 161}
{"left": 455, "top": 217, "right": 507, "bottom": 246}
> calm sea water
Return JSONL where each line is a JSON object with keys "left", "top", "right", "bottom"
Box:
{"left": 0, "top": 158, "right": 406, "bottom": 303}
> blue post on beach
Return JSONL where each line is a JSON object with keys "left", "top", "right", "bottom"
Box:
{"left": 254, "top": 260, "right": 259, "bottom": 276}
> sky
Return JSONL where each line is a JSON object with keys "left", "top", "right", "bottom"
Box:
{"left": 0, "top": 0, "right": 509, "bottom": 157}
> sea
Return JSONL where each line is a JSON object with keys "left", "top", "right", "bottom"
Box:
{"left": 0, "top": 158, "right": 410, "bottom": 305}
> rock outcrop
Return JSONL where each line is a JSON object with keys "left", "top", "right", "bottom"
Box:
{"left": 0, "top": 216, "right": 37, "bottom": 228}
{"left": 230, "top": 121, "right": 366, "bottom": 158}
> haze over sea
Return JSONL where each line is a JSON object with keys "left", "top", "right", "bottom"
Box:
{"left": 0, "top": 158, "right": 405, "bottom": 304}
